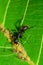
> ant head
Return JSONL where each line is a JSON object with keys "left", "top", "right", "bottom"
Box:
{"left": 20, "top": 25, "right": 28, "bottom": 32}
{"left": 20, "top": 25, "right": 35, "bottom": 32}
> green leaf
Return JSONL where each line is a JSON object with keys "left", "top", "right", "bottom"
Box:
{"left": 0, "top": 0, "right": 43, "bottom": 65}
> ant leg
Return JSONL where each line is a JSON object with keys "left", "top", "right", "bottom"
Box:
{"left": 14, "top": 17, "right": 23, "bottom": 31}
{"left": 29, "top": 25, "right": 36, "bottom": 29}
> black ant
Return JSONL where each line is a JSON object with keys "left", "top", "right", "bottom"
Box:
{"left": 11, "top": 25, "right": 35, "bottom": 44}
{"left": 12, "top": 25, "right": 28, "bottom": 44}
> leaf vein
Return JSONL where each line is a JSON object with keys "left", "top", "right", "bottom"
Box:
{"left": 2, "top": 0, "right": 10, "bottom": 26}
{"left": 20, "top": 0, "right": 29, "bottom": 26}
{"left": 36, "top": 35, "right": 43, "bottom": 65}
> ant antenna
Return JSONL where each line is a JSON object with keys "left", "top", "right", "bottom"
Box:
{"left": 28, "top": 25, "right": 36, "bottom": 29}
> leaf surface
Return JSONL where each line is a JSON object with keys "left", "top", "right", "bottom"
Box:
{"left": 0, "top": 0, "right": 43, "bottom": 65}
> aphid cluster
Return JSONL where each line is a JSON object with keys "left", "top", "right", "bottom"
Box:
{"left": 0, "top": 23, "right": 35, "bottom": 65}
